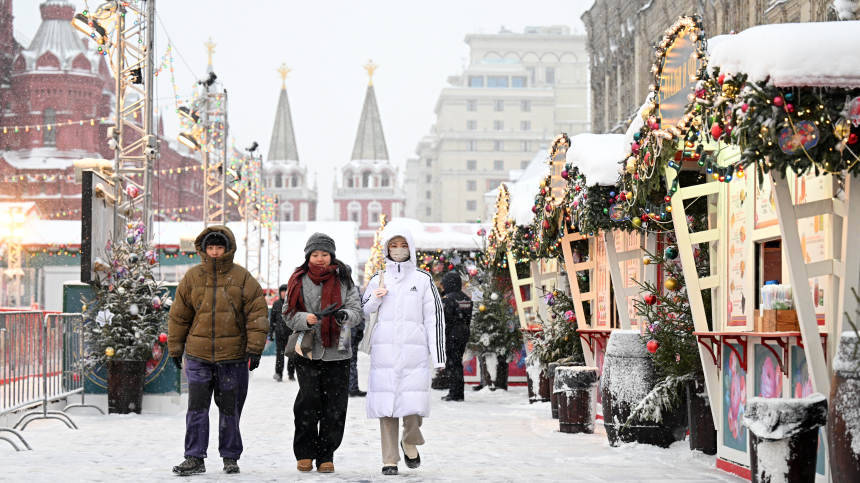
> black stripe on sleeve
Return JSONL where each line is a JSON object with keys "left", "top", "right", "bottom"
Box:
{"left": 418, "top": 269, "right": 445, "bottom": 363}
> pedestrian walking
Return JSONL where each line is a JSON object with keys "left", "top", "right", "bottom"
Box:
{"left": 348, "top": 285, "right": 367, "bottom": 397}
{"left": 282, "top": 233, "right": 362, "bottom": 473}
{"left": 167, "top": 225, "right": 269, "bottom": 476}
{"left": 269, "top": 284, "right": 295, "bottom": 382}
{"left": 361, "top": 229, "right": 445, "bottom": 476}
{"left": 440, "top": 271, "right": 472, "bottom": 402}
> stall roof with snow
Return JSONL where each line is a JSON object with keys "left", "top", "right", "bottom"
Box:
{"left": 381, "top": 217, "right": 488, "bottom": 252}
{"left": 506, "top": 149, "right": 549, "bottom": 226}
{"left": 707, "top": 21, "right": 860, "bottom": 87}
{"left": 566, "top": 133, "right": 626, "bottom": 187}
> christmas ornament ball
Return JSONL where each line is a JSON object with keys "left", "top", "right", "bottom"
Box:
{"left": 664, "top": 277, "right": 680, "bottom": 291}
{"left": 646, "top": 340, "right": 660, "bottom": 354}
{"left": 665, "top": 246, "right": 679, "bottom": 260}
{"left": 644, "top": 294, "right": 658, "bottom": 305}
{"left": 158, "top": 333, "right": 168, "bottom": 343}
{"left": 128, "top": 253, "right": 139, "bottom": 264}
{"left": 643, "top": 257, "right": 651, "bottom": 265}
{"left": 490, "top": 292, "right": 499, "bottom": 301}
{"left": 478, "top": 304, "right": 486, "bottom": 312}
{"left": 632, "top": 218, "right": 643, "bottom": 228}
{"left": 129, "top": 304, "right": 139, "bottom": 316}
{"left": 105, "top": 347, "right": 115, "bottom": 357}
{"left": 117, "top": 287, "right": 126, "bottom": 294}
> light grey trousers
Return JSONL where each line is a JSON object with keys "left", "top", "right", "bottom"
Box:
{"left": 379, "top": 415, "right": 424, "bottom": 465}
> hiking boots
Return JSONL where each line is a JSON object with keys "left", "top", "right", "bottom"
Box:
{"left": 223, "top": 458, "right": 239, "bottom": 474}
{"left": 172, "top": 456, "right": 205, "bottom": 475}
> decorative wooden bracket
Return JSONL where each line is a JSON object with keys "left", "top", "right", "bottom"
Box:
{"left": 722, "top": 335, "right": 748, "bottom": 372}
{"left": 577, "top": 329, "right": 612, "bottom": 358}
{"left": 759, "top": 336, "right": 790, "bottom": 376}
{"left": 695, "top": 333, "right": 721, "bottom": 371}
{"left": 796, "top": 333, "right": 828, "bottom": 362}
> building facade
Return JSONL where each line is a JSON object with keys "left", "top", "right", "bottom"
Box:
{"left": 404, "top": 26, "right": 590, "bottom": 223}
{"left": 262, "top": 72, "right": 317, "bottom": 221}
{"left": 583, "top": 0, "right": 852, "bottom": 134}
{"left": 0, "top": 0, "right": 204, "bottom": 222}
{"left": 332, "top": 72, "right": 405, "bottom": 249}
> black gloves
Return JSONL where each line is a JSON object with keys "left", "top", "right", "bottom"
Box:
{"left": 247, "top": 353, "right": 261, "bottom": 371}
{"left": 334, "top": 310, "right": 348, "bottom": 323}
{"left": 171, "top": 356, "right": 183, "bottom": 370}
{"left": 355, "top": 328, "right": 364, "bottom": 343}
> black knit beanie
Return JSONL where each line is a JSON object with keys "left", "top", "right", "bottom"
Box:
{"left": 304, "top": 232, "right": 336, "bottom": 259}
{"left": 202, "top": 232, "right": 230, "bottom": 252}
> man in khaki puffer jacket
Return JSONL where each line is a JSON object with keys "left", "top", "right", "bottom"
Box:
{"left": 168, "top": 225, "right": 269, "bottom": 476}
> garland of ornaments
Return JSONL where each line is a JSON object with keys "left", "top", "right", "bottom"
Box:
{"left": 617, "top": 15, "right": 710, "bottom": 230}
{"left": 703, "top": 68, "right": 860, "bottom": 178}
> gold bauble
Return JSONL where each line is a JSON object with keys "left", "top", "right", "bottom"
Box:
{"left": 834, "top": 119, "right": 851, "bottom": 140}
{"left": 105, "top": 347, "right": 115, "bottom": 357}
{"left": 479, "top": 305, "right": 486, "bottom": 312}
{"left": 721, "top": 84, "right": 736, "bottom": 97}
{"left": 664, "top": 277, "right": 680, "bottom": 291}
{"left": 643, "top": 257, "right": 652, "bottom": 265}
{"left": 626, "top": 158, "right": 638, "bottom": 174}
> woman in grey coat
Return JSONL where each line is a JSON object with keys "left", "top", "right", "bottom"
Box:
{"left": 282, "top": 233, "right": 362, "bottom": 474}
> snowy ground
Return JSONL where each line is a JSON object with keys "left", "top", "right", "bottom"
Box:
{"left": 3, "top": 355, "right": 743, "bottom": 482}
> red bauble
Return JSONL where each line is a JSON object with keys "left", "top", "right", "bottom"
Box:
{"left": 561, "top": 170, "right": 569, "bottom": 179}
{"left": 647, "top": 340, "right": 660, "bottom": 353}
{"left": 741, "top": 103, "right": 749, "bottom": 113}
{"left": 640, "top": 214, "right": 649, "bottom": 222}
{"left": 618, "top": 192, "right": 627, "bottom": 201}
{"left": 545, "top": 204, "right": 553, "bottom": 213}
{"left": 710, "top": 123, "right": 723, "bottom": 139}
{"left": 574, "top": 185, "right": 581, "bottom": 192}
{"left": 540, "top": 188, "right": 547, "bottom": 196}
{"left": 158, "top": 333, "right": 168, "bottom": 343}
{"left": 644, "top": 294, "right": 657, "bottom": 305}
{"left": 532, "top": 205, "right": 539, "bottom": 213}
{"left": 448, "top": 264, "right": 454, "bottom": 270}
{"left": 849, "top": 133, "right": 858, "bottom": 145}
{"left": 773, "top": 96, "right": 784, "bottom": 107}
{"left": 785, "top": 103, "right": 794, "bottom": 113}
{"left": 542, "top": 220, "right": 551, "bottom": 229}
{"left": 718, "top": 74, "right": 725, "bottom": 85}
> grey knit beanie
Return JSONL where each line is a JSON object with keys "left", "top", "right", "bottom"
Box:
{"left": 304, "top": 233, "right": 336, "bottom": 259}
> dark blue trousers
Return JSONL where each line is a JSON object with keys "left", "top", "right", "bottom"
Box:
{"left": 184, "top": 359, "right": 249, "bottom": 460}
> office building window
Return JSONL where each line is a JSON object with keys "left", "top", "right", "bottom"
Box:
{"left": 466, "top": 140, "right": 478, "bottom": 151}
{"left": 487, "top": 179, "right": 503, "bottom": 191}
{"left": 521, "top": 120, "right": 531, "bottom": 131}
{"left": 43, "top": 108, "right": 56, "bottom": 147}
{"left": 466, "top": 100, "right": 477, "bottom": 111}
{"left": 546, "top": 67, "right": 556, "bottom": 84}
{"left": 493, "top": 121, "right": 504, "bottom": 131}
{"left": 425, "top": 175, "right": 432, "bottom": 183}
{"left": 493, "top": 160, "right": 504, "bottom": 171}
{"left": 521, "top": 100, "right": 531, "bottom": 112}
{"left": 425, "top": 206, "right": 431, "bottom": 216}
{"left": 521, "top": 140, "right": 531, "bottom": 152}
{"left": 493, "top": 140, "right": 504, "bottom": 152}
{"left": 426, "top": 191, "right": 431, "bottom": 199}
{"left": 468, "top": 76, "right": 484, "bottom": 87}
{"left": 425, "top": 158, "right": 432, "bottom": 167}
{"left": 467, "top": 120, "right": 477, "bottom": 131}
{"left": 521, "top": 160, "right": 530, "bottom": 169}
{"left": 466, "top": 200, "right": 477, "bottom": 211}
{"left": 527, "top": 67, "right": 535, "bottom": 84}
{"left": 487, "top": 76, "right": 508, "bottom": 88}
{"left": 512, "top": 76, "right": 526, "bottom": 88}
{"left": 467, "top": 180, "right": 477, "bottom": 191}
{"left": 493, "top": 100, "right": 504, "bottom": 112}
{"left": 466, "top": 160, "right": 477, "bottom": 171}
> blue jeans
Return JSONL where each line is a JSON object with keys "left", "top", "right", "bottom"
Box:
{"left": 184, "top": 359, "right": 249, "bottom": 460}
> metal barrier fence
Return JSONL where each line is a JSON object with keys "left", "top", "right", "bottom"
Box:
{"left": 0, "top": 312, "right": 101, "bottom": 451}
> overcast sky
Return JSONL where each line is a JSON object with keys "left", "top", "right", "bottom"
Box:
{"left": 15, "top": 0, "right": 594, "bottom": 220}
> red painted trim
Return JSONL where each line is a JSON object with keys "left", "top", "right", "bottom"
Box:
{"left": 716, "top": 457, "right": 751, "bottom": 480}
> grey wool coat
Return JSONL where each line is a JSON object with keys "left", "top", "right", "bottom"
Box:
{"left": 282, "top": 274, "right": 363, "bottom": 361}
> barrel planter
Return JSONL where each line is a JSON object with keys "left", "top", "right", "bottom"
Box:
{"left": 829, "top": 332, "right": 860, "bottom": 482}
{"left": 555, "top": 366, "right": 598, "bottom": 434}
{"left": 601, "top": 330, "right": 687, "bottom": 447}
{"left": 548, "top": 363, "right": 560, "bottom": 418}
{"left": 744, "top": 394, "right": 828, "bottom": 483}
{"left": 107, "top": 360, "right": 147, "bottom": 414}
{"left": 687, "top": 381, "right": 717, "bottom": 455}
{"left": 527, "top": 366, "right": 551, "bottom": 404}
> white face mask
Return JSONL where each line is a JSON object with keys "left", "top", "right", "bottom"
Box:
{"left": 389, "top": 247, "right": 410, "bottom": 262}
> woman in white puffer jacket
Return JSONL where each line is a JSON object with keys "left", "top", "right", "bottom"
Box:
{"left": 361, "top": 228, "right": 445, "bottom": 476}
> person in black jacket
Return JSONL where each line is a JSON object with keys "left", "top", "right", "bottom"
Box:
{"left": 269, "top": 283, "right": 295, "bottom": 381}
{"left": 440, "top": 271, "right": 472, "bottom": 402}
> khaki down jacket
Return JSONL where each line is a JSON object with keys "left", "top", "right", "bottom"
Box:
{"left": 168, "top": 225, "right": 269, "bottom": 363}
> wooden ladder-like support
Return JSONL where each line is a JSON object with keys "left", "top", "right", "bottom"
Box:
{"left": 603, "top": 230, "right": 657, "bottom": 331}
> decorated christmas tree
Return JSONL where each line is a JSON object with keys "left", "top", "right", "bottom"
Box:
{"left": 467, "top": 269, "right": 522, "bottom": 384}
{"left": 81, "top": 223, "right": 172, "bottom": 366}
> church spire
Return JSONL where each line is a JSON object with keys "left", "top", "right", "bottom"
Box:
{"left": 267, "top": 63, "right": 299, "bottom": 162}
{"left": 350, "top": 60, "right": 388, "bottom": 162}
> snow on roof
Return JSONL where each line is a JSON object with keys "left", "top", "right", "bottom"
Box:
{"left": 382, "top": 218, "right": 488, "bottom": 251}
{"left": 21, "top": 220, "right": 360, "bottom": 290}
{"left": 707, "top": 21, "right": 860, "bottom": 87}
{"left": 1, "top": 148, "right": 101, "bottom": 170}
{"left": 508, "top": 149, "right": 549, "bottom": 226}
{"left": 566, "top": 133, "right": 625, "bottom": 187}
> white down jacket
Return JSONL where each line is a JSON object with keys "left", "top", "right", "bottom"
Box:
{"left": 362, "top": 228, "right": 446, "bottom": 419}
